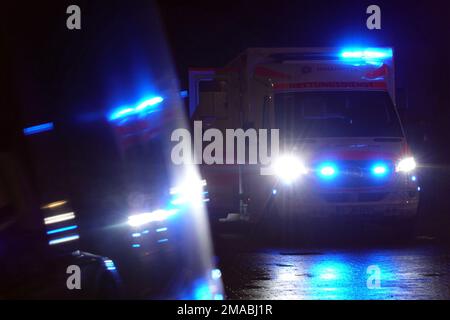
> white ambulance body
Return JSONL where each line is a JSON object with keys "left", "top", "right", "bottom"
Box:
{"left": 189, "top": 48, "right": 419, "bottom": 225}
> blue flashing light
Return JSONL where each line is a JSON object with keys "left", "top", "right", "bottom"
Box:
{"left": 193, "top": 283, "right": 213, "bottom": 300}
{"left": 110, "top": 108, "right": 134, "bottom": 121}
{"left": 131, "top": 232, "right": 141, "bottom": 237}
{"left": 319, "top": 164, "right": 337, "bottom": 178}
{"left": 372, "top": 164, "right": 388, "bottom": 176}
{"left": 157, "top": 238, "right": 169, "bottom": 244}
{"left": 47, "top": 225, "right": 78, "bottom": 235}
{"left": 340, "top": 48, "right": 393, "bottom": 60}
{"left": 272, "top": 189, "right": 277, "bottom": 195}
{"left": 156, "top": 227, "right": 167, "bottom": 233}
{"left": 24, "top": 122, "right": 54, "bottom": 136}
{"left": 48, "top": 234, "right": 79, "bottom": 245}
{"left": 214, "top": 293, "right": 224, "bottom": 300}
{"left": 132, "top": 244, "right": 141, "bottom": 248}
{"left": 135, "top": 96, "right": 164, "bottom": 111}
{"left": 180, "top": 90, "right": 188, "bottom": 98}
{"left": 211, "top": 268, "right": 222, "bottom": 280}
{"left": 104, "top": 259, "right": 116, "bottom": 271}
{"left": 411, "top": 175, "right": 417, "bottom": 182}
{"left": 108, "top": 96, "right": 164, "bottom": 121}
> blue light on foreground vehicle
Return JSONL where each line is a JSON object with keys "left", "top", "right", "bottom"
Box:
{"left": 211, "top": 268, "right": 222, "bottom": 280}
{"left": 48, "top": 235, "right": 79, "bottom": 245}
{"left": 340, "top": 48, "right": 392, "bottom": 60}
{"left": 46, "top": 225, "right": 78, "bottom": 235}
{"left": 108, "top": 96, "right": 164, "bottom": 121}
{"left": 214, "top": 293, "right": 224, "bottom": 300}
{"left": 23, "top": 122, "right": 54, "bottom": 136}
{"left": 127, "top": 209, "right": 178, "bottom": 227}
{"left": 170, "top": 178, "right": 207, "bottom": 206}
{"left": 193, "top": 283, "right": 213, "bottom": 300}
{"left": 135, "top": 96, "right": 164, "bottom": 111}
{"left": 104, "top": 259, "right": 116, "bottom": 271}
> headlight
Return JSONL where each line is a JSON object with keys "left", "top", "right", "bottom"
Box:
{"left": 395, "top": 157, "right": 416, "bottom": 173}
{"left": 273, "top": 155, "right": 307, "bottom": 184}
{"left": 128, "top": 209, "right": 178, "bottom": 227}
{"left": 170, "top": 178, "right": 207, "bottom": 206}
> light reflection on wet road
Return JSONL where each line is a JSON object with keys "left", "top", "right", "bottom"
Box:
{"left": 219, "top": 243, "right": 450, "bottom": 299}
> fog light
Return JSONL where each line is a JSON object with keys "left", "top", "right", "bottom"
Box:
{"left": 372, "top": 164, "right": 388, "bottom": 176}
{"left": 318, "top": 164, "right": 337, "bottom": 178}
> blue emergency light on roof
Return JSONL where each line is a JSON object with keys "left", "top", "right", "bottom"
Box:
{"left": 108, "top": 96, "right": 164, "bottom": 121}
{"left": 48, "top": 234, "right": 79, "bottom": 246}
{"left": 46, "top": 225, "right": 78, "bottom": 235}
{"left": 23, "top": 122, "right": 54, "bottom": 136}
{"left": 135, "top": 96, "right": 164, "bottom": 111}
{"left": 340, "top": 48, "right": 392, "bottom": 60}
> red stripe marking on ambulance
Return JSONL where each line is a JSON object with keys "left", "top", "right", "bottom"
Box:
{"left": 273, "top": 81, "right": 387, "bottom": 90}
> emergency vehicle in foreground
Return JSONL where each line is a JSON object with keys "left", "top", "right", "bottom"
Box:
{"left": 0, "top": 1, "right": 223, "bottom": 299}
{"left": 189, "top": 47, "right": 419, "bottom": 230}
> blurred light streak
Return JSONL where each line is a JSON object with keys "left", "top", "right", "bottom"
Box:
{"left": 44, "top": 212, "right": 75, "bottom": 224}
{"left": 23, "top": 122, "right": 54, "bottom": 135}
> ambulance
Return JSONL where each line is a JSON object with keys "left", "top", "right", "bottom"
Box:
{"left": 189, "top": 47, "right": 419, "bottom": 230}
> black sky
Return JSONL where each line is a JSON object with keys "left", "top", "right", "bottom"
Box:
{"left": 157, "top": 0, "right": 450, "bottom": 111}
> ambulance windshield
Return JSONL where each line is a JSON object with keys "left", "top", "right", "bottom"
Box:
{"left": 274, "top": 91, "right": 403, "bottom": 138}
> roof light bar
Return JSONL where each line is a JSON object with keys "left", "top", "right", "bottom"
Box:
{"left": 340, "top": 48, "right": 392, "bottom": 60}
{"left": 48, "top": 235, "right": 79, "bottom": 245}
{"left": 47, "top": 225, "right": 78, "bottom": 235}
{"left": 127, "top": 209, "right": 178, "bottom": 227}
{"left": 109, "top": 96, "right": 164, "bottom": 121}
{"left": 23, "top": 122, "right": 54, "bottom": 136}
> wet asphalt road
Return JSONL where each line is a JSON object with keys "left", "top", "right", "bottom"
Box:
{"left": 213, "top": 224, "right": 450, "bottom": 300}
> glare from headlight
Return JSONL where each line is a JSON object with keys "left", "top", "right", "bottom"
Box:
{"left": 396, "top": 157, "right": 416, "bottom": 172}
{"left": 273, "top": 155, "right": 307, "bottom": 184}
{"left": 128, "top": 209, "right": 178, "bottom": 227}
